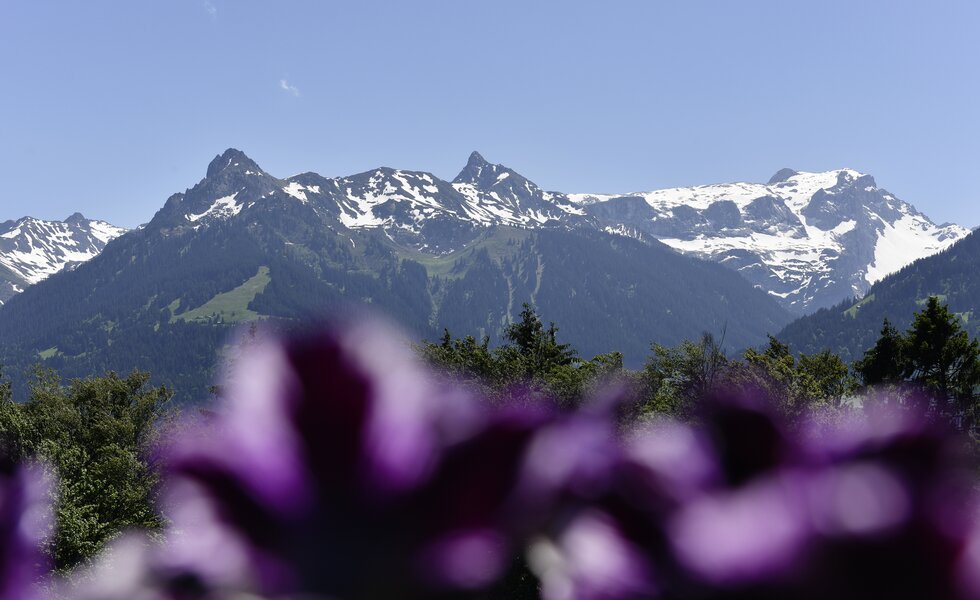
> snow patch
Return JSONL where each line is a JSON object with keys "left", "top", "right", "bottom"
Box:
{"left": 88, "top": 220, "right": 127, "bottom": 244}
{"left": 283, "top": 182, "right": 309, "bottom": 203}
{"left": 186, "top": 193, "right": 242, "bottom": 222}
{"left": 831, "top": 220, "right": 857, "bottom": 236}
{"left": 864, "top": 215, "right": 963, "bottom": 284}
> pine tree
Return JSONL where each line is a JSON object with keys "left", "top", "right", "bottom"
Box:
{"left": 855, "top": 319, "right": 905, "bottom": 385}
{"left": 903, "top": 297, "right": 980, "bottom": 425}
{"left": 504, "top": 303, "right": 577, "bottom": 377}
{"left": 420, "top": 306, "right": 622, "bottom": 408}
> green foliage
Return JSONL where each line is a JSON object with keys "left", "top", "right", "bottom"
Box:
{"left": 637, "top": 333, "right": 856, "bottom": 423}
{"left": 641, "top": 333, "right": 728, "bottom": 419}
{"left": 427, "top": 304, "right": 863, "bottom": 432}
{"left": 854, "top": 319, "right": 905, "bottom": 385}
{"left": 904, "top": 297, "right": 980, "bottom": 405}
{"left": 796, "top": 350, "right": 855, "bottom": 400}
{"left": 856, "top": 297, "right": 980, "bottom": 428}
{"left": 426, "top": 330, "right": 502, "bottom": 383}
{"left": 502, "top": 304, "right": 577, "bottom": 377}
{"left": 737, "top": 336, "right": 857, "bottom": 419}
{"left": 426, "top": 305, "right": 859, "bottom": 427}
{"left": 0, "top": 369, "right": 172, "bottom": 571}
{"left": 421, "top": 304, "right": 625, "bottom": 407}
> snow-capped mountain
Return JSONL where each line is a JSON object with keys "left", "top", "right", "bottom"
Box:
{"left": 147, "top": 149, "right": 969, "bottom": 314}
{"left": 151, "top": 150, "right": 590, "bottom": 252}
{"left": 452, "top": 151, "right": 587, "bottom": 224}
{"left": 0, "top": 213, "right": 126, "bottom": 304}
{"left": 570, "top": 168, "right": 969, "bottom": 312}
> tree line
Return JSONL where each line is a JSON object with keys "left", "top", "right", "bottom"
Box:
{"left": 423, "top": 299, "right": 980, "bottom": 434}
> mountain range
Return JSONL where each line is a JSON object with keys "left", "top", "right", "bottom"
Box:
{"left": 165, "top": 149, "right": 964, "bottom": 314}
{"left": 1, "top": 151, "right": 963, "bottom": 313}
{"left": 0, "top": 149, "right": 968, "bottom": 401}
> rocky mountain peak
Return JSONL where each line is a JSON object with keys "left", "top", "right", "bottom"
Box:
{"left": 465, "top": 150, "right": 489, "bottom": 168}
{"left": 153, "top": 149, "right": 284, "bottom": 229}
{"left": 828, "top": 169, "right": 875, "bottom": 189}
{"left": 453, "top": 151, "right": 499, "bottom": 185}
{"left": 451, "top": 151, "right": 545, "bottom": 198}
{"left": 64, "top": 212, "right": 88, "bottom": 225}
{"left": 768, "top": 168, "right": 799, "bottom": 185}
{"left": 206, "top": 148, "right": 264, "bottom": 179}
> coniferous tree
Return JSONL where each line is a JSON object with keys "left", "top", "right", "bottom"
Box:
{"left": 503, "top": 303, "right": 576, "bottom": 378}
{"left": 420, "top": 306, "right": 625, "bottom": 408}
{"left": 903, "top": 297, "right": 980, "bottom": 425}
{"left": 854, "top": 319, "right": 906, "bottom": 385}
{"left": 855, "top": 297, "right": 980, "bottom": 429}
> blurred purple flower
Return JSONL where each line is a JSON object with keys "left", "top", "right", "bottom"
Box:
{"left": 0, "top": 459, "right": 50, "bottom": 600}
{"left": 530, "top": 392, "right": 980, "bottom": 600}
{"left": 529, "top": 509, "right": 655, "bottom": 600}
{"left": 667, "top": 472, "right": 809, "bottom": 585}
{"left": 163, "top": 320, "right": 548, "bottom": 598}
{"left": 515, "top": 412, "right": 663, "bottom": 600}
{"left": 75, "top": 321, "right": 976, "bottom": 600}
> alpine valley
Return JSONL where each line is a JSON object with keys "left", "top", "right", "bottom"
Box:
{"left": 0, "top": 149, "right": 966, "bottom": 402}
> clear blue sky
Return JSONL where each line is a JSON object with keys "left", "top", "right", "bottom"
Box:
{"left": 2, "top": 1, "right": 979, "bottom": 229}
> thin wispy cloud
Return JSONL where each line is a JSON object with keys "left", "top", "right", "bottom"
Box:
{"left": 204, "top": 1, "right": 217, "bottom": 19}
{"left": 279, "top": 79, "right": 301, "bottom": 97}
